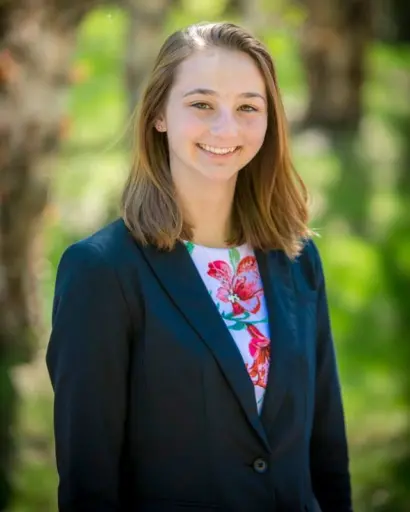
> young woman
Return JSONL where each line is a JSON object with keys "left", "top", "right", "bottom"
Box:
{"left": 46, "top": 22, "right": 352, "bottom": 512}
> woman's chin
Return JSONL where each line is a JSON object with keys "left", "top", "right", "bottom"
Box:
{"left": 198, "top": 167, "right": 240, "bottom": 184}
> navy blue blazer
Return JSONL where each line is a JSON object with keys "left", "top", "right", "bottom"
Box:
{"left": 46, "top": 218, "right": 352, "bottom": 512}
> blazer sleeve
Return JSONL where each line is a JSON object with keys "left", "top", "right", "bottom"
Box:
{"left": 46, "top": 241, "right": 131, "bottom": 512}
{"left": 309, "top": 243, "right": 353, "bottom": 512}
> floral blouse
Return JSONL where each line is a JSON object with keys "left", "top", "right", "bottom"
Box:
{"left": 184, "top": 241, "right": 271, "bottom": 414}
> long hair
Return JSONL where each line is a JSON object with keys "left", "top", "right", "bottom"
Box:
{"left": 121, "top": 22, "right": 312, "bottom": 259}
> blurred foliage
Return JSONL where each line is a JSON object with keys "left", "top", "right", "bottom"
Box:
{"left": 7, "top": 2, "right": 410, "bottom": 511}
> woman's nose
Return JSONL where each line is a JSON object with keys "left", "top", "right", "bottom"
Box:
{"left": 209, "top": 110, "right": 239, "bottom": 138}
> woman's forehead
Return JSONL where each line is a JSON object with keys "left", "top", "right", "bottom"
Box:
{"left": 172, "top": 48, "right": 266, "bottom": 97}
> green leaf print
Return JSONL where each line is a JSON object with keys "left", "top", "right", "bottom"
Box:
{"left": 229, "top": 247, "right": 240, "bottom": 270}
{"left": 221, "top": 310, "right": 267, "bottom": 326}
{"left": 229, "top": 322, "right": 247, "bottom": 331}
{"left": 223, "top": 311, "right": 250, "bottom": 322}
{"left": 185, "top": 241, "right": 195, "bottom": 255}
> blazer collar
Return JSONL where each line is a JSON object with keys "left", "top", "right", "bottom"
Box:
{"left": 139, "top": 240, "right": 297, "bottom": 452}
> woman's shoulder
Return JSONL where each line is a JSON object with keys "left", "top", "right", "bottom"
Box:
{"left": 288, "top": 236, "right": 325, "bottom": 293}
{"left": 66, "top": 216, "right": 134, "bottom": 256}
{"left": 297, "top": 236, "right": 322, "bottom": 267}
{"left": 57, "top": 217, "right": 138, "bottom": 278}
{"left": 77, "top": 216, "right": 132, "bottom": 255}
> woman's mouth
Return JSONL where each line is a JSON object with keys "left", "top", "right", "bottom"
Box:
{"left": 197, "top": 143, "right": 240, "bottom": 156}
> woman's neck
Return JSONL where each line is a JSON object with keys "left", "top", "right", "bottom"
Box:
{"left": 175, "top": 174, "right": 237, "bottom": 248}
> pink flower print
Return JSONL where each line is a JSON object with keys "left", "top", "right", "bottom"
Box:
{"left": 207, "top": 255, "right": 263, "bottom": 316}
{"left": 245, "top": 324, "right": 271, "bottom": 388}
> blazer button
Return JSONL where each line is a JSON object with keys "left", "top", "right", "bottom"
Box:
{"left": 252, "top": 457, "right": 268, "bottom": 474}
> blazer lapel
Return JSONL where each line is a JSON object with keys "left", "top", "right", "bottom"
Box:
{"left": 138, "top": 241, "right": 270, "bottom": 451}
{"left": 255, "top": 249, "right": 298, "bottom": 436}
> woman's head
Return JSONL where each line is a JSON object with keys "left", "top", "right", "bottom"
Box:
{"left": 122, "top": 22, "right": 311, "bottom": 258}
{"left": 157, "top": 45, "right": 268, "bottom": 187}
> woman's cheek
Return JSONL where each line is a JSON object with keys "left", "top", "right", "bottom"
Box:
{"left": 182, "top": 114, "right": 207, "bottom": 139}
{"left": 244, "top": 116, "right": 267, "bottom": 146}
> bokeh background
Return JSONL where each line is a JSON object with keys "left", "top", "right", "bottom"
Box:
{"left": 1, "top": 0, "right": 409, "bottom": 510}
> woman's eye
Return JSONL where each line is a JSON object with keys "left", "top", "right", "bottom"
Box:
{"left": 240, "top": 104, "right": 257, "bottom": 112}
{"left": 191, "top": 102, "right": 211, "bottom": 110}
{"left": 190, "top": 103, "right": 258, "bottom": 112}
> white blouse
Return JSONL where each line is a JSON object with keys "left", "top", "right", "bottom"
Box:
{"left": 184, "top": 241, "right": 271, "bottom": 414}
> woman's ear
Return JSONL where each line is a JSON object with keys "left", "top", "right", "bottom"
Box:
{"left": 155, "top": 118, "right": 167, "bottom": 132}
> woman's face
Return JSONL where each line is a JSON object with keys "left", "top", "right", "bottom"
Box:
{"left": 158, "top": 47, "right": 268, "bottom": 186}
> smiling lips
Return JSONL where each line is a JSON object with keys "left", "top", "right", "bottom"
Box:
{"left": 197, "top": 143, "right": 239, "bottom": 155}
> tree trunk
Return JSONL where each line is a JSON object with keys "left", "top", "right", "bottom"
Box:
{"left": 376, "top": 0, "right": 410, "bottom": 43}
{"left": 298, "top": 0, "right": 372, "bottom": 132}
{"left": 123, "top": 0, "right": 176, "bottom": 119}
{"left": 103, "top": 0, "right": 174, "bottom": 223}
{"left": 0, "top": 1, "right": 103, "bottom": 507}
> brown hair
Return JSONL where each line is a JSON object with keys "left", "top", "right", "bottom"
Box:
{"left": 121, "top": 21, "right": 312, "bottom": 259}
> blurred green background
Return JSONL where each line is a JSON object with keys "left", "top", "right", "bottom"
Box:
{"left": 1, "top": 1, "right": 410, "bottom": 511}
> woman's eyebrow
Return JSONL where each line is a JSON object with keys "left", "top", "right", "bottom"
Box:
{"left": 183, "top": 88, "right": 266, "bottom": 103}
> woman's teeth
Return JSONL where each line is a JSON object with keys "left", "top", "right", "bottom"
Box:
{"left": 198, "top": 143, "right": 238, "bottom": 155}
